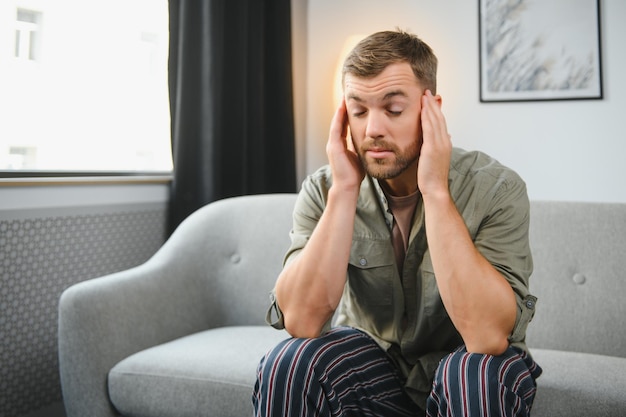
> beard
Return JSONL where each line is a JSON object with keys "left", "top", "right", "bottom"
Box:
{"left": 358, "top": 138, "right": 420, "bottom": 179}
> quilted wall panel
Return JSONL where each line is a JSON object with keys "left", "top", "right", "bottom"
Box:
{"left": 0, "top": 205, "right": 167, "bottom": 417}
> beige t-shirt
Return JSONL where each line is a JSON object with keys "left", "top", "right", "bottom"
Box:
{"left": 386, "top": 189, "right": 420, "bottom": 275}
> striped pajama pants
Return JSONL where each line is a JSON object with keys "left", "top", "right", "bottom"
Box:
{"left": 252, "top": 327, "right": 542, "bottom": 417}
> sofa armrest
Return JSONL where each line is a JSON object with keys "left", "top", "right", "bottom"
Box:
{"left": 59, "top": 256, "right": 214, "bottom": 417}
{"left": 58, "top": 194, "right": 297, "bottom": 417}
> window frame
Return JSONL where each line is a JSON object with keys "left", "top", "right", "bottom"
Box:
{"left": 0, "top": 170, "right": 172, "bottom": 185}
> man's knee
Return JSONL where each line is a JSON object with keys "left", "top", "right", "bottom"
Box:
{"left": 257, "top": 328, "right": 356, "bottom": 378}
{"left": 427, "top": 347, "right": 539, "bottom": 417}
{"left": 255, "top": 328, "right": 365, "bottom": 396}
{"left": 253, "top": 328, "right": 376, "bottom": 417}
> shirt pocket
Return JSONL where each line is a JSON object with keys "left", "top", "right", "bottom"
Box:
{"left": 347, "top": 239, "right": 395, "bottom": 306}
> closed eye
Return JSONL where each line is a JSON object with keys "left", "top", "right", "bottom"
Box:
{"left": 385, "top": 103, "right": 405, "bottom": 117}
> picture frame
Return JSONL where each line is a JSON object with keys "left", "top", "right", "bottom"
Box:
{"left": 479, "top": 0, "right": 603, "bottom": 102}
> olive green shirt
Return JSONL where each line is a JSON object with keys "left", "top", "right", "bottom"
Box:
{"left": 267, "top": 147, "right": 537, "bottom": 408}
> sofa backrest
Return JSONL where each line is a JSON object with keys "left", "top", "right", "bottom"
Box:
{"left": 178, "top": 195, "right": 625, "bottom": 357}
{"left": 526, "top": 201, "right": 626, "bottom": 358}
{"left": 162, "top": 193, "right": 298, "bottom": 328}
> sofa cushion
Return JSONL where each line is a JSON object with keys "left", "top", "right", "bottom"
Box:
{"left": 108, "top": 326, "right": 289, "bottom": 417}
{"left": 109, "top": 330, "right": 626, "bottom": 417}
{"left": 530, "top": 348, "right": 626, "bottom": 417}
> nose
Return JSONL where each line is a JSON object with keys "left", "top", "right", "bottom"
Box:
{"left": 365, "top": 111, "right": 385, "bottom": 139}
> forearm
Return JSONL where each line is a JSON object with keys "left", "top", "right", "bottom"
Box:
{"left": 275, "top": 186, "right": 358, "bottom": 338}
{"left": 424, "top": 192, "right": 516, "bottom": 355}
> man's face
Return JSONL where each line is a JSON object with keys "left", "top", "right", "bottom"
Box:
{"left": 344, "top": 62, "right": 423, "bottom": 180}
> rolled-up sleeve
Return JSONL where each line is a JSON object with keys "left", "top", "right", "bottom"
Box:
{"left": 266, "top": 290, "right": 285, "bottom": 329}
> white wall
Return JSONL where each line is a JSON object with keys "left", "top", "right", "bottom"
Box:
{"left": 298, "top": 0, "right": 626, "bottom": 203}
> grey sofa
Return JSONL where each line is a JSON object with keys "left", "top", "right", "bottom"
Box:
{"left": 58, "top": 194, "right": 626, "bottom": 417}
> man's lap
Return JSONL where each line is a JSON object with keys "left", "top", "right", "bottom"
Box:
{"left": 253, "top": 327, "right": 541, "bottom": 417}
{"left": 253, "top": 327, "right": 421, "bottom": 416}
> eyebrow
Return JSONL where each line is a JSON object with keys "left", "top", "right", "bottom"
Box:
{"left": 346, "top": 90, "right": 408, "bottom": 103}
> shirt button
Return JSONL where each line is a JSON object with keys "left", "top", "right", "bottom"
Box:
{"left": 359, "top": 257, "right": 367, "bottom": 266}
{"left": 525, "top": 299, "right": 535, "bottom": 309}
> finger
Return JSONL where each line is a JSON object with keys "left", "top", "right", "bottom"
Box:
{"left": 422, "top": 90, "right": 450, "bottom": 144}
{"left": 420, "top": 91, "right": 436, "bottom": 140}
{"left": 329, "top": 99, "right": 348, "bottom": 145}
{"left": 346, "top": 127, "right": 357, "bottom": 153}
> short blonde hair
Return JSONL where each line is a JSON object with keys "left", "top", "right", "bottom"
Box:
{"left": 342, "top": 29, "right": 438, "bottom": 93}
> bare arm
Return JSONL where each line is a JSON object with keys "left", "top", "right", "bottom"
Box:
{"left": 418, "top": 90, "right": 516, "bottom": 355}
{"left": 275, "top": 100, "right": 364, "bottom": 338}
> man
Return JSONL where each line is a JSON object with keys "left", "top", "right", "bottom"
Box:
{"left": 253, "top": 29, "right": 541, "bottom": 416}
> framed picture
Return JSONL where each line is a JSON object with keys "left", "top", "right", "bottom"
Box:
{"left": 479, "top": 0, "right": 603, "bottom": 102}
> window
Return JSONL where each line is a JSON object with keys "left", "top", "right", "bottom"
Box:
{"left": 8, "top": 146, "right": 37, "bottom": 169}
{"left": 1, "top": 1, "right": 172, "bottom": 173}
{"left": 15, "top": 9, "right": 41, "bottom": 61}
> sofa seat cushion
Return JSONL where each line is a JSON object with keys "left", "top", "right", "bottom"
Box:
{"left": 109, "top": 333, "right": 626, "bottom": 417}
{"left": 108, "top": 326, "right": 289, "bottom": 417}
{"left": 530, "top": 348, "right": 626, "bottom": 417}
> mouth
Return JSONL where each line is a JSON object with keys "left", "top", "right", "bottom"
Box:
{"left": 365, "top": 147, "right": 394, "bottom": 159}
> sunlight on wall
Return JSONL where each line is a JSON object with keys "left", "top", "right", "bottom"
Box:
{"left": 332, "top": 34, "right": 366, "bottom": 107}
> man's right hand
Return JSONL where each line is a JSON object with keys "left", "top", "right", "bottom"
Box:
{"left": 274, "top": 100, "right": 362, "bottom": 339}
{"left": 326, "top": 99, "right": 365, "bottom": 193}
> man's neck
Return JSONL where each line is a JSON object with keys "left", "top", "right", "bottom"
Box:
{"left": 379, "top": 167, "right": 419, "bottom": 197}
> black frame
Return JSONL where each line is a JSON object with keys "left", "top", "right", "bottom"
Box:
{"left": 479, "top": 0, "right": 603, "bottom": 103}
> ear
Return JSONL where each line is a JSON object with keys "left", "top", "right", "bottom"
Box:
{"left": 422, "top": 89, "right": 443, "bottom": 109}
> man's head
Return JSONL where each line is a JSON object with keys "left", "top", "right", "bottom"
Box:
{"left": 342, "top": 30, "right": 438, "bottom": 95}
{"left": 341, "top": 30, "right": 440, "bottom": 185}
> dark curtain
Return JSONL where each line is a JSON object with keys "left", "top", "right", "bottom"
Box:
{"left": 168, "top": 0, "right": 296, "bottom": 233}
